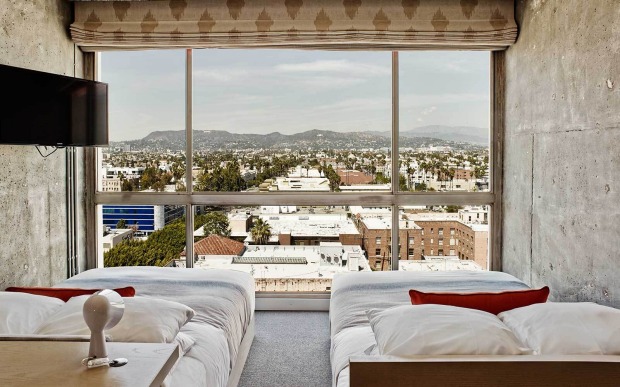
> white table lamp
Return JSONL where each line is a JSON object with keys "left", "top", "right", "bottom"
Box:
{"left": 82, "top": 289, "right": 125, "bottom": 368}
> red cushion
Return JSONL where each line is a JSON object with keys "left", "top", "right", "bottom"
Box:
{"left": 409, "top": 286, "right": 550, "bottom": 315}
{"left": 5, "top": 286, "right": 136, "bottom": 302}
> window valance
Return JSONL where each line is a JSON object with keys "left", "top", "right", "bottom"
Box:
{"left": 71, "top": 0, "right": 517, "bottom": 51}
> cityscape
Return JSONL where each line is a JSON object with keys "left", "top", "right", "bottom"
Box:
{"left": 100, "top": 128, "right": 491, "bottom": 291}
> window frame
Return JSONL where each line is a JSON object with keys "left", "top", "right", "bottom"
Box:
{"left": 88, "top": 50, "right": 502, "bottom": 272}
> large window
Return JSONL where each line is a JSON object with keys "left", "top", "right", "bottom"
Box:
{"left": 96, "top": 50, "right": 493, "bottom": 291}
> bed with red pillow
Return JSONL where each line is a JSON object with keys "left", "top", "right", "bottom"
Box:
{"left": 2, "top": 267, "right": 255, "bottom": 387}
{"left": 330, "top": 271, "right": 620, "bottom": 387}
{"left": 329, "top": 270, "right": 538, "bottom": 387}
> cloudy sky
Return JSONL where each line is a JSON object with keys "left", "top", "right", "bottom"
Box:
{"left": 101, "top": 49, "right": 489, "bottom": 141}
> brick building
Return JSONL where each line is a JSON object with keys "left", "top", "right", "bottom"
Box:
{"left": 356, "top": 213, "right": 488, "bottom": 271}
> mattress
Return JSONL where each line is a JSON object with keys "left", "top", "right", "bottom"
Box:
{"left": 329, "top": 270, "right": 530, "bottom": 387}
{"left": 57, "top": 267, "right": 255, "bottom": 387}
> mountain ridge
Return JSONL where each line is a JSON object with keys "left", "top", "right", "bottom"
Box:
{"left": 113, "top": 126, "right": 488, "bottom": 151}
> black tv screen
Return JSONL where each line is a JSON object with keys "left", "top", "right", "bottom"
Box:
{"left": 0, "top": 64, "right": 108, "bottom": 146}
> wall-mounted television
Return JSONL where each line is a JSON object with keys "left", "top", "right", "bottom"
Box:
{"left": 0, "top": 64, "right": 108, "bottom": 147}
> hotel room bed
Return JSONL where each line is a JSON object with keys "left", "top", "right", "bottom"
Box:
{"left": 330, "top": 271, "right": 620, "bottom": 387}
{"left": 329, "top": 271, "right": 531, "bottom": 387}
{"left": 55, "top": 267, "right": 255, "bottom": 387}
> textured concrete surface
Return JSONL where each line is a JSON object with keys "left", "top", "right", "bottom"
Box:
{"left": 0, "top": 0, "right": 84, "bottom": 288}
{"left": 503, "top": 0, "right": 620, "bottom": 306}
{"left": 501, "top": 133, "right": 533, "bottom": 282}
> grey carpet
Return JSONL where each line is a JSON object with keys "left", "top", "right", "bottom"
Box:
{"left": 239, "top": 311, "right": 332, "bottom": 387}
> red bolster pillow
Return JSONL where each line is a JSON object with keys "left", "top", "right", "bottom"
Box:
{"left": 409, "top": 286, "right": 550, "bottom": 315}
{"left": 5, "top": 286, "right": 136, "bottom": 302}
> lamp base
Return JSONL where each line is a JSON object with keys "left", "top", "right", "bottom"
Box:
{"left": 82, "top": 356, "right": 110, "bottom": 369}
{"left": 82, "top": 356, "right": 128, "bottom": 369}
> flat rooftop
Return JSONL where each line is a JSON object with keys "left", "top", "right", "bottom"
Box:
{"left": 255, "top": 213, "right": 360, "bottom": 239}
{"left": 191, "top": 243, "right": 370, "bottom": 279}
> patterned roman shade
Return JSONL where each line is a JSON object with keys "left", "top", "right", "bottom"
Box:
{"left": 70, "top": 0, "right": 517, "bottom": 51}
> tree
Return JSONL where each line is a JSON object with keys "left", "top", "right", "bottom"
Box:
{"left": 373, "top": 172, "right": 390, "bottom": 185}
{"left": 104, "top": 219, "right": 186, "bottom": 267}
{"left": 415, "top": 182, "right": 428, "bottom": 191}
{"left": 250, "top": 218, "right": 271, "bottom": 245}
{"left": 121, "top": 179, "right": 136, "bottom": 191}
{"left": 445, "top": 205, "right": 463, "bottom": 213}
{"left": 324, "top": 164, "right": 341, "bottom": 192}
{"left": 201, "top": 212, "right": 231, "bottom": 237}
{"left": 116, "top": 219, "right": 127, "bottom": 229}
{"left": 140, "top": 166, "right": 159, "bottom": 189}
{"left": 399, "top": 174, "right": 408, "bottom": 191}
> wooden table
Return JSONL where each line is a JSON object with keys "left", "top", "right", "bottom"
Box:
{"left": 0, "top": 341, "right": 179, "bottom": 387}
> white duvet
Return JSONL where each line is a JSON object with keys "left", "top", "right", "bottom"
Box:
{"left": 57, "top": 267, "right": 255, "bottom": 387}
{"left": 329, "top": 270, "right": 530, "bottom": 387}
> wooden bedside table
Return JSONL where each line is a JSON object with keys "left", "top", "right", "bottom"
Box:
{"left": 0, "top": 341, "right": 179, "bottom": 387}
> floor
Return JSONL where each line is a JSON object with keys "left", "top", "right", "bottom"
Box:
{"left": 239, "top": 311, "right": 332, "bottom": 387}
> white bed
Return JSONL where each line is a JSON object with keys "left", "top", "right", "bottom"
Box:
{"left": 329, "top": 270, "right": 530, "bottom": 387}
{"left": 56, "top": 267, "right": 255, "bottom": 387}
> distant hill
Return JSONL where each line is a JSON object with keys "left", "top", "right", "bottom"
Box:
{"left": 399, "top": 125, "right": 489, "bottom": 145}
{"left": 113, "top": 128, "right": 486, "bottom": 152}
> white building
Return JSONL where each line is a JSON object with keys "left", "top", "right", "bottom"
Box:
{"left": 260, "top": 177, "right": 330, "bottom": 192}
{"left": 191, "top": 242, "right": 370, "bottom": 291}
{"left": 101, "top": 229, "right": 133, "bottom": 253}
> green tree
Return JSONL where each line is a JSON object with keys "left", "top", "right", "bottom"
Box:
{"left": 445, "top": 205, "right": 463, "bottom": 213}
{"left": 399, "top": 174, "right": 408, "bottom": 191}
{"left": 121, "top": 179, "right": 136, "bottom": 191}
{"left": 104, "top": 219, "right": 186, "bottom": 267}
{"left": 140, "top": 166, "right": 159, "bottom": 189}
{"left": 201, "top": 212, "right": 231, "bottom": 237}
{"left": 116, "top": 219, "right": 127, "bottom": 229}
{"left": 250, "top": 218, "right": 271, "bottom": 245}
{"left": 373, "top": 172, "right": 390, "bottom": 184}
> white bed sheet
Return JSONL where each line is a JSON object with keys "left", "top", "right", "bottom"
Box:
{"left": 329, "top": 271, "right": 530, "bottom": 387}
{"left": 56, "top": 267, "right": 255, "bottom": 387}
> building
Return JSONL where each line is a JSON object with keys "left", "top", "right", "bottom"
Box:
{"left": 101, "top": 204, "right": 185, "bottom": 236}
{"left": 355, "top": 209, "right": 489, "bottom": 270}
{"left": 263, "top": 177, "right": 331, "bottom": 192}
{"left": 101, "top": 228, "right": 133, "bottom": 253}
{"left": 100, "top": 177, "right": 122, "bottom": 192}
{"left": 336, "top": 169, "right": 373, "bottom": 185}
{"left": 251, "top": 213, "right": 361, "bottom": 247}
{"left": 176, "top": 242, "right": 370, "bottom": 291}
{"left": 180, "top": 234, "right": 246, "bottom": 259}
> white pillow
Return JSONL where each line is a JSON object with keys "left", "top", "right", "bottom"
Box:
{"left": 35, "top": 295, "right": 195, "bottom": 343}
{"left": 366, "top": 304, "right": 531, "bottom": 357}
{"left": 498, "top": 302, "right": 620, "bottom": 355}
{"left": 0, "top": 292, "right": 65, "bottom": 334}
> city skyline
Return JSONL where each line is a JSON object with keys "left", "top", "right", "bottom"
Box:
{"left": 101, "top": 50, "right": 490, "bottom": 141}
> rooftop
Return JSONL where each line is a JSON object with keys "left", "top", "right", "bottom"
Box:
{"left": 181, "top": 234, "right": 245, "bottom": 257}
{"left": 190, "top": 243, "right": 370, "bottom": 279}
{"left": 252, "top": 213, "right": 360, "bottom": 240}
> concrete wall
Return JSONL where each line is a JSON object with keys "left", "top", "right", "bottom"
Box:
{"left": 502, "top": 0, "right": 620, "bottom": 306}
{"left": 0, "top": 0, "right": 84, "bottom": 288}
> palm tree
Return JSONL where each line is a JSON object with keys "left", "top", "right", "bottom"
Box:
{"left": 250, "top": 218, "right": 272, "bottom": 245}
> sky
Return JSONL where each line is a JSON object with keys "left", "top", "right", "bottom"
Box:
{"left": 101, "top": 50, "right": 489, "bottom": 141}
